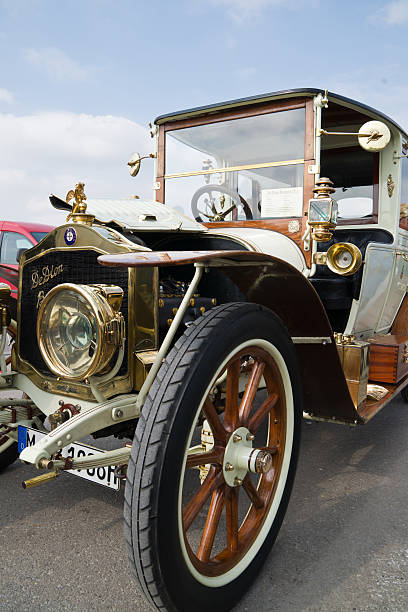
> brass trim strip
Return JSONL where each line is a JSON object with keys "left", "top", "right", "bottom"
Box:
{"left": 164, "top": 159, "right": 304, "bottom": 180}
{"left": 291, "top": 336, "right": 332, "bottom": 344}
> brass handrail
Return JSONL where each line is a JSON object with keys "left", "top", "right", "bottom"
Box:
{"left": 164, "top": 158, "right": 304, "bottom": 180}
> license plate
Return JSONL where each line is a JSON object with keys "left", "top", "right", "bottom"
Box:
{"left": 18, "top": 426, "right": 121, "bottom": 490}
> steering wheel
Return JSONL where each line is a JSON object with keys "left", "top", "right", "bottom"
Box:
{"left": 191, "top": 185, "right": 253, "bottom": 222}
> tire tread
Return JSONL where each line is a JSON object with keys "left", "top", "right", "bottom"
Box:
{"left": 124, "top": 302, "right": 299, "bottom": 612}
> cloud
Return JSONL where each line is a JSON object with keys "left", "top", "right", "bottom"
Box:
{"left": 209, "top": 0, "right": 285, "bottom": 23}
{"left": 370, "top": 0, "right": 408, "bottom": 25}
{"left": 23, "top": 47, "right": 87, "bottom": 81}
{"left": 0, "top": 111, "right": 154, "bottom": 224}
{"left": 0, "top": 88, "right": 13, "bottom": 103}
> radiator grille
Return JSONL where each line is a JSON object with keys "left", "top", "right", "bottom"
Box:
{"left": 19, "top": 249, "right": 129, "bottom": 376}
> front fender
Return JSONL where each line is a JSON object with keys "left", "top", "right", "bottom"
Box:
{"left": 98, "top": 250, "right": 362, "bottom": 424}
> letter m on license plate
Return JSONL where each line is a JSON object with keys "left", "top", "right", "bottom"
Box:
{"left": 18, "top": 426, "right": 120, "bottom": 490}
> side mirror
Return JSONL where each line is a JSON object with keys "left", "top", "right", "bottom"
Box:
{"left": 358, "top": 121, "right": 391, "bottom": 152}
{"left": 16, "top": 248, "right": 28, "bottom": 263}
{"left": 320, "top": 120, "right": 391, "bottom": 152}
{"left": 127, "top": 152, "right": 156, "bottom": 177}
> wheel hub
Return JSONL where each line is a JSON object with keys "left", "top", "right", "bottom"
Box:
{"left": 222, "top": 427, "right": 274, "bottom": 487}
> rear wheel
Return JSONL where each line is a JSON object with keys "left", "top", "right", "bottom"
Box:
{"left": 125, "top": 303, "right": 302, "bottom": 612}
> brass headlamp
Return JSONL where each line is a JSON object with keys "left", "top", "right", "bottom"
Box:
{"left": 37, "top": 283, "right": 125, "bottom": 381}
{"left": 308, "top": 177, "right": 338, "bottom": 242}
{"left": 314, "top": 242, "right": 362, "bottom": 276}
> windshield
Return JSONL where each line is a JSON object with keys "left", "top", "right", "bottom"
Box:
{"left": 31, "top": 231, "right": 49, "bottom": 242}
{"left": 164, "top": 108, "right": 305, "bottom": 222}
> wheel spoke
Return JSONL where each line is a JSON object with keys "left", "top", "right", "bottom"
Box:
{"left": 248, "top": 393, "right": 278, "bottom": 433}
{"left": 226, "top": 486, "right": 239, "bottom": 552}
{"left": 224, "top": 360, "right": 240, "bottom": 432}
{"left": 260, "top": 445, "right": 278, "bottom": 455}
{"left": 202, "top": 397, "right": 226, "bottom": 444}
{"left": 183, "top": 467, "right": 224, "bottom": 532}
{"left": 186, "top": 447, "right": 224, "bottom": 469}
{"left": 197, "top": 206, "right": 212, "bottom": 220}
{"left": 242, "top": 474, "right": 264, "bottom": 509}
{"left": 239, "top": 360, "right": 265, "bottom": 426}
{"left": 197, "top": 486, "right": 226, "bottom": 562}
{"left": 209, "top": 195, "right": 218, "bottom": 216}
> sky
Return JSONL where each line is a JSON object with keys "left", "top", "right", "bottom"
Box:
{"left": 1, "top": 0, "right": 408, "bottom": 224}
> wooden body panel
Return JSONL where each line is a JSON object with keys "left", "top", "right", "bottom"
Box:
{"left": 368, "top": 335, "right": 408, "bottom": 383}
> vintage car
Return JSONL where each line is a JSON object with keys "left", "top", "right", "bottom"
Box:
{"left": 1, "top": 88, "right": 408, "bottom": 611}
{"left": 0, "top": 220, "right": 53, "bottom": 319}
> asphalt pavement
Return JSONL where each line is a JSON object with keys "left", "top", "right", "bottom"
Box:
{"left": 1, "top": 397, "right": 407, "bottom": 612}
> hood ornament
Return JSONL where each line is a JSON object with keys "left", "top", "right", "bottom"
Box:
{"left": 65, "top": 183, "right": 94, "bottom": 225}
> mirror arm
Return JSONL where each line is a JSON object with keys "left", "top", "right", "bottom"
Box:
{"left": 319, "top": 129, "right": 376, "bottom": 138}
{"left": 128, "top": 152, "right": 157, "bottom": 165}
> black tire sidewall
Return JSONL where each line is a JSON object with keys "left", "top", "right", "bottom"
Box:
{"left": 0, "top": 441, "right": 18, "bottom": 472}
{"left": 148, "top": 304, "right": 302, "bottom": 611}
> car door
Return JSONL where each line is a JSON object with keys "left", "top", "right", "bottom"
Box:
{"left": 0, "top": 230, "right": 34, "bottom": 304}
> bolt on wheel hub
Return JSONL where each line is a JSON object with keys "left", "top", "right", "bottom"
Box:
{"left": 222, "top": 426, "right": 274, "bottom": 487}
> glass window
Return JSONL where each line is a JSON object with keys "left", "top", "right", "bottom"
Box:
{"left": 0, "top": 232, "right": 33, "bottom": 264}
{"left": 320, "top": 147, "right": 376, "bottom": 221}
{"left": 31, "top": 231, "right": 48, "bottom": 242}
{"left": 164, "top": 108, "right": 305, "bottom": 221}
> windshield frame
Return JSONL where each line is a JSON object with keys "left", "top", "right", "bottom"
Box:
{"left": 156, "top": 98, "right": 315, "bottom": 251}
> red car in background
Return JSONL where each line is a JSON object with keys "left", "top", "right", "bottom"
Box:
{"left": 0, "top": 220, "right": 53, "bottom": 319}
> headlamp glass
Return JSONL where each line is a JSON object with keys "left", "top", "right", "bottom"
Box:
{"left": 66, "top": 312, "right": 93, "bottom": 350}
{"left": 37, "top": 283, "right": 124, "bottom": 381}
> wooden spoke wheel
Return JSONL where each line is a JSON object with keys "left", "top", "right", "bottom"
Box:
{"left": 125, "top": 303, "right": 301, "bottom": 612}
{"left": 181, "top": 343, "right": 288, "bottom": 580}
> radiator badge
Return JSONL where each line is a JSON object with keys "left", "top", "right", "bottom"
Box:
{"left": 32, "top": 264, "right": 64, "bottom": 289}
{"left": 64, "top": 227, "right": 77, "bottom": 245}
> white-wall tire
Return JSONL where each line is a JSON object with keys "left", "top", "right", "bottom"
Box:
{"left": 124, "top": 302, "right": 302, "bottom": 612}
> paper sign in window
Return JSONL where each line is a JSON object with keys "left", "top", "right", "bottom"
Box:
{"left": 261, "top": 187, "right": 303, "bottom": 218}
